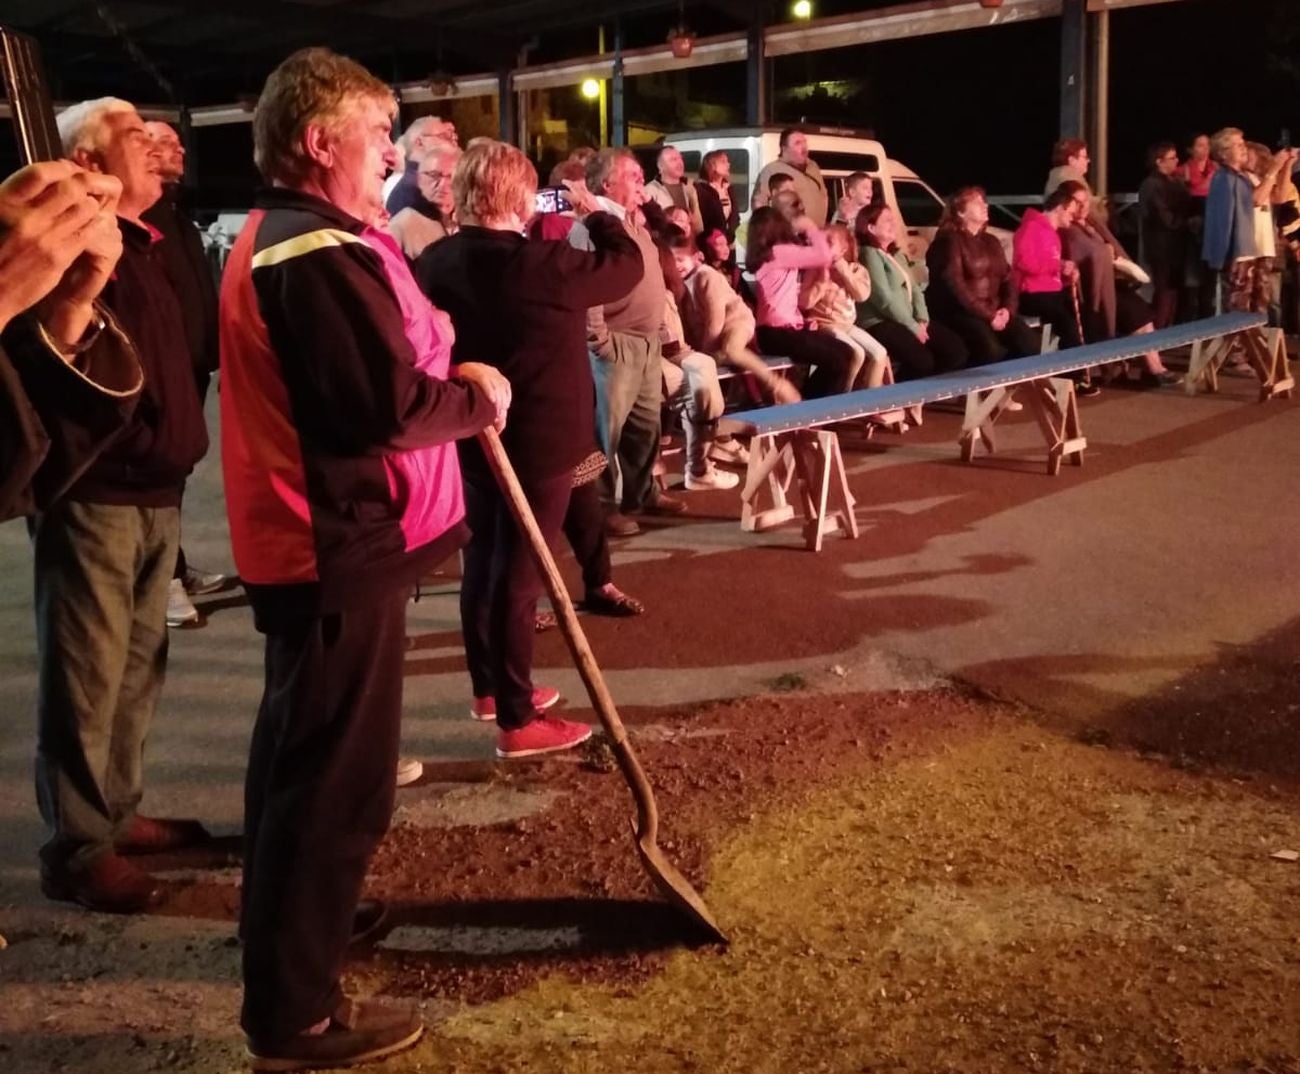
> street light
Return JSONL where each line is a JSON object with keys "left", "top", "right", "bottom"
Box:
{"left": 580, "top": 78, "right": 601, "bottom": 100}
{"left": 792, "top": 0, "right": 812, "bottom": 18}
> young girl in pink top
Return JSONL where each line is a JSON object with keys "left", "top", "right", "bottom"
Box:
{"left": 746, "top": 206, "right": 857, "bottom": 398}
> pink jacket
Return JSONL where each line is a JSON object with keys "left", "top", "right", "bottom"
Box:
{"left": 754, "top": 228, "right": 832, "bottom": 329}
{"left": 1012, "top": 209, "right": 1065, "bottom": 295}
{"left": 360, "top": 225, "right": 465, "bottom": 554}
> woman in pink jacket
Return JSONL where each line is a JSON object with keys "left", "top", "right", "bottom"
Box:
{"left": 1012, "top": 186, "right": 1084, "bottom": 349}
{"left": 746, "top": 206, "right": 857, "bottom": 397}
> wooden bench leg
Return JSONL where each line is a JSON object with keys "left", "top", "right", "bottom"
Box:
{"left": 959, "top": 385, "right": 1016, "bottom": 463}
{"left": 786, "top": 429, "right": 858, "bottom": 552}
{"left": 1245, "top": 327, "right": 1295, "bottom": 401}
{"left": 1023, "top": 376, "right": 1087, "bottom": 476}
{"left": 1185, "top": 335, "right": 1230, "bottom": 395}
{"left": 739, "top": 433, "right": 796, "bottom": 533}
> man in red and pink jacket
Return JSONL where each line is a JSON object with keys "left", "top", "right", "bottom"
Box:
{"left": 220, "top": 48, "right": 510, "bottom": 1070}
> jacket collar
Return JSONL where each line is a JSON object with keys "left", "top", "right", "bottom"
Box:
{"left": 254, "top": 187, "right": 366, "bottom": 232}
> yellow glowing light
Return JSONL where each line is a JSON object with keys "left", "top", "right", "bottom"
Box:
{"left": 580, "top": 78, "right": 601, "bottom": 100}
{"left": 792, "top": 0, "right": 813, "bottom": 18}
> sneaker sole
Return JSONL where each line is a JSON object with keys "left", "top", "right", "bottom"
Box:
{"left": 394, "top": 761, "right": 424, "bottom": 787}
{"left": 495, "top": 725, "right": 592, "bottom": 759}
{"left": 469, "top": 689, "right": 561, "bottom": 722}
{"left": 184, "top": 581, "right": 226, "bottom": 596}
{"left": 247, "top": 1023, "right": 424, "bottom": 1072}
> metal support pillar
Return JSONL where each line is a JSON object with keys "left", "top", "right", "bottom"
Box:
{"left": 1088, "top": 9, "right": 1110, "bottom": 195}
{"left": 611, "top": 17, "right": 625, "bottom": 147}
{"left": 497, "top": 69, "right": 517, "bottom": 146}
{"left": 746, "top": 4, "right": 767, "bottom": 126}
{"left": 1059, "top": 0, "right": 1086, "bottom": 141}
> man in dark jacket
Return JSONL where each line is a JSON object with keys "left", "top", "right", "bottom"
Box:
{"left": 34, "top": 98, "right": 211, "bottom": 916}
{"left": 0, "top": 161, "right": 140, "bottom": 521}
{"left": 225, "top": 50, "right": 509, "bottom": 1071}
{"left": 143, "top": 120, "right": 227, "bottom": 623}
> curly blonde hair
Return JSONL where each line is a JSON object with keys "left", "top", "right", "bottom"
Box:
{"left": 253, "top": 48, "right": 395, "bottom": 184}
{"left": 453, "top": 139, "right": 538, "bottom": 226}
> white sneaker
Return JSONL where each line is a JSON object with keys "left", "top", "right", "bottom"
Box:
{"left": 707, "top": 438, "right": 749, "bottom": 466}
{"left": 395, "top": 757, "right": 423, "bottom": 787}
{"left": 183, "top": 566, "right": 227, "bottom": 596}
{"left": 165, "top": 578, "right": 200, "bottom": 628}
{"left": 684, "top": 466, "right": 740, "bottom": 491}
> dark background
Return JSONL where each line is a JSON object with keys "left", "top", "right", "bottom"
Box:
{"left": 1, "top": 0, "right": 1295, "bottom": 213}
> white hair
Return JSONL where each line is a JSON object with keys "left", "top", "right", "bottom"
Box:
{"left": 57, "top": 97, "right": 137, "bottom": 156}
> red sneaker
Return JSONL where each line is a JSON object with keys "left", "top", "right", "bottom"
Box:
{"left": 470, "top": 685, "right": 560, "bottom": 721}
{"left": 496, "top": 716, "right": 592, "bottom": 759}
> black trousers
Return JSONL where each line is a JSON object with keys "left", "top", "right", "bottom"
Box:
{"left": 861, "top": 318, "right": 968, "bottom": 381}
{"left": 563, "top": 479, "right": 610, "bottom": 594}
{"left": 755, "top": 324, "right": 857, "bottom": 397}
{"left": 941, "top": 309, "right": 1042, "bottom": 366}
{"left": 240, "top": 590, "right": 407, "bottom": 1044}
{"left": 460, "top": 467, "right": 571, "bottom": 730}
{"left": 1017, "top": 290, "right": 1082, "bottom": 350}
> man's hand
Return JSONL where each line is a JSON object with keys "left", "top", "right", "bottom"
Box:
{"left": 914, "top": 322, "right": 930, "bottom": 344}
{"left": 990, "top": 308, "right": 1011, "bottom": 332}
{"left": 0, "top": 162, "right": 123, "bottom": 341}
{"left": 771, "top": 378, "right": 801, "bottom": 404}
{"left": 1061, "top": 259, "right": 1079, "bottom": 282}
{"left": 560, "top": 178, "right": 600, "bottom": 217}
{"left": 456, "top": 362, "right": 512, "bottom": 431}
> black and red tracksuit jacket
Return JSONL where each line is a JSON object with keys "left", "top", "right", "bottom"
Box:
{"left": 219, "top": 188, "right": 493, "bottom": 627}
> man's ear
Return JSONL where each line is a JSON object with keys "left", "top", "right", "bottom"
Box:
{"left": 69, "top": 147, "right": 103, "bottom": 174}
{"left": 301, "top": 123, "right": 334, "bottom": 169}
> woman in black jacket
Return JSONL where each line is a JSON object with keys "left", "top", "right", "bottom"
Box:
{"left": 1137, "top": 141, "right": 1191, "bottom": 328}
{"left": 925, "top": 186, "right": 1041, "bottom": 366}
{"left": 416, "top": 139, "right": 643, "bottom": 760}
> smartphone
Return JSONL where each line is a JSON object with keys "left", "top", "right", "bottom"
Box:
{"left": 533, "top": 186, "right": 573, "bottom": 215}
{"left": 0, "top": 27, "right": 61, "bottom": 164}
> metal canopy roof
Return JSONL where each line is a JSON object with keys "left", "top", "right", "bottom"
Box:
{"left": 0, "top": 0, "right": 696, "bottom": 104}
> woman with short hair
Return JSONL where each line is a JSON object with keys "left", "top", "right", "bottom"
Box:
{"left": 925, "top": 186, "right": 1040, "bottom": 365}
{"left": 1137, "top": 141, "right": 1191, "bottom": 328}
{"left": 416, "top": 139, "right": 643, "bottom": 760}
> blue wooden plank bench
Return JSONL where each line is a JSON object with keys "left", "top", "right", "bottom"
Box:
{"left": 720, "top": 312, "right": 1274, "bottom": 551}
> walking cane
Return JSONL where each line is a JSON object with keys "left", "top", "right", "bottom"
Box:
{"left": 477, "top": 427, "right": 727, "bottom": 944}
{"left": 1068, "top": 276, "right": 1092, "bottom": 387}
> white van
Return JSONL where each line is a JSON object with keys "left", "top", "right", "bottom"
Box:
{"left": 660, "top": 125, "right": 1009, "bottom": 283}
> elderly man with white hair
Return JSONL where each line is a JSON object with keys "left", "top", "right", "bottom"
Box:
{"left": 383, "top": 112, "right": 457, "bottom": 217}
{"left": 388, "top": 137, "right": 460, "bottom": 259}
{"left": 32, "top": 97, "right": 211, "bottom": 917}
{"left": 221, "top": 48, "right": 508, "bottom": 1070}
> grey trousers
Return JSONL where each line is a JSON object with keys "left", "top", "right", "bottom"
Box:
{"left": 31, "top": 501, "right": 179, "bottom": 872}
{"left": 591, "top": 331, "right": 663, "bottom": 513}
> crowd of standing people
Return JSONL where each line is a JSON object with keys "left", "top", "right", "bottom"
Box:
{"left": 2, "top": 38, "right": 1297, "bottom": 1072}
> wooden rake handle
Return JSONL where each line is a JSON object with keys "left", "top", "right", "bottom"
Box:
{"left": 476, "top": 426, "right": 659, "bottom": 842}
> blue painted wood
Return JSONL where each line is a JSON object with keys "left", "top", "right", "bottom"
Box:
{"left": 730, "top": 313, "right": 1266, "bottom": 437}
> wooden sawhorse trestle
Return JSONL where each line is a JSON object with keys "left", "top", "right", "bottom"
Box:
{"left": 739, "top": 428, "right": 860, "bottom": 552}
{"left": 959, "top": 376, "right": 1086, "bottom": 476}
{"left": 1185, "top": 325, "right": 1294, "bottom": 401}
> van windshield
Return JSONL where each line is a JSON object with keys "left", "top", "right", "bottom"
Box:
{"left": 893, "top": 178, "right": 945, "bottom": 228}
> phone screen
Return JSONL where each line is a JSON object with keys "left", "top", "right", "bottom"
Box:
{"left": 533, "top": 187, "right": 572, "bottom": 215}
